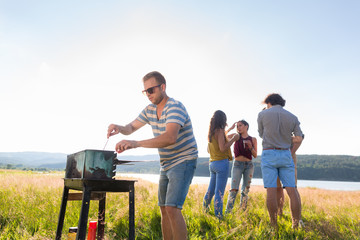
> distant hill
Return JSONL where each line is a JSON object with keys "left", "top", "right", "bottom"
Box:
{"left": 0, "top": 152, "right": 67, "bottom": 168}
{"left": 1, "top": 152, "right": 360, "bottom": 181}
{"left": 0, "top": 151, "right": 160, "bottom": 170}
{"left": 118, "top": 155, "right": 360, "bottom": 182}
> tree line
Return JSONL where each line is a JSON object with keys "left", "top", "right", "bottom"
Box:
{"left": 118, "top": 154, "right": 360, "bottom": 182}
{"left": 1, "top": 154, "right": 360, "bottom": 182}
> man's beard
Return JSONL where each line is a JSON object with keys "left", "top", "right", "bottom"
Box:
{"left": 153, "top": 94, "right": 164, "bottom": 105}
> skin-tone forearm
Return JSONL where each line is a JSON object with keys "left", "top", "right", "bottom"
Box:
{"left": 115, "top": 122, "right": 180, "bottom": 153}
{"left": 244, "top": 137, "right": 258, "bottom": 158}
{"left": 226, "top": 134, "right": 240, "bottom": 149}
{"left": 107, "top": 119, "right": 145, "bottom": 138}
{"left": 138, "top": 124, "right": 179, "bottom": 148}
{"left": 225, "top": 123, "right": 236, "bottom": 135}
{"left": 291, "top": 136, "right": 303, "bottom": 155}
{"left": 107, "top": 124, "right": 134, "bottom": 137}
{"left": 217, "top": 128, "right": 239, "bottom": 153}
{"left": 249, "top": 145, "right": 258, "bottom": 158}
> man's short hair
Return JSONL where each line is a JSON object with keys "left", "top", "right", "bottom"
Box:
{"left": 263, "top": 93, "right": 286, "bottom": 107}
{"left": 143, "top": 71, "right": 166, "bottom": 85}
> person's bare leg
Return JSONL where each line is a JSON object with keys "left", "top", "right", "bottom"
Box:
{"left": 295, "top": 188, "right": 304, "bottom": 227}
{"left": 266, "top": 188, "right": 278, "bottom": 227}
{"left": 285, "top": 187, "right": 301, "bottom": 228}
{"left": 164, "top": 206, "right": 187, "bottom": 240}
{"left": 292, "top": 154, "right": 303, "bottom": 225}
{"left": 276, "top": 178, "right": 284, "bottom": 216}
{"left": 160, "top": 206, "right": 173, "bottom": 240}
{"left": 292, "top": 154, "right": 298, "bottom": 186}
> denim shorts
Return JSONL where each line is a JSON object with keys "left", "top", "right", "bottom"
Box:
{"left": 261, "top": 149, "right": 295, "bottom": 188}
{"left": 158, "top": 159, "right": 197, "bottom": 209}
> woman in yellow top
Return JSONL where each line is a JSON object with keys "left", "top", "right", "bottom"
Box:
{"left": 203, "top": 110, "right": 239, "bottom": 219}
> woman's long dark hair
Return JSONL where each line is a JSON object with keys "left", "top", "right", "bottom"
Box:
{"left": 208, "top": 110, "right": 227, "bottom": 142}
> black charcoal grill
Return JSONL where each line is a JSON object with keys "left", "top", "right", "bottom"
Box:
{"left": 56, "top": 149, "right": 137, "bottom": 240}
{"left": 64, "top": 149, "right": 134, "bottom": 180}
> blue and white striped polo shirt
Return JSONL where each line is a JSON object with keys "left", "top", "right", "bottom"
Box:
{"left": 136, "top": 98, "right": 198, "bottom": 171}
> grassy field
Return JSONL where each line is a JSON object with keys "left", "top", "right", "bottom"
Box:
{"left": 0, "top": 170, "right": 359, "bottom": 239}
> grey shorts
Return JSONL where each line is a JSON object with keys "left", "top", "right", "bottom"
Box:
{"left": 158, "top": 159, "right": 197, "bottom": 209}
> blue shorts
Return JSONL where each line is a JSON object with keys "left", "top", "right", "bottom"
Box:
{"left": 261, "top": 149, "right": 295, "bottom": 188}
{"left": 158, "top": 159, "right": 197, "bottom": 209}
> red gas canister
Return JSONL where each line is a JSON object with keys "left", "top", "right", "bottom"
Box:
{"left": 87, "top": 221, "right": 97, "bottom": 240}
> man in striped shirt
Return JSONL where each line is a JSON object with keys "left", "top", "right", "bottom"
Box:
{"left": 107, "top": 71, "right": 198, "bottom": 240}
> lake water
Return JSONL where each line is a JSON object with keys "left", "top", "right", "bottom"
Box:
{"left": 117, "top": 173, "right": 360, "bottom": 191}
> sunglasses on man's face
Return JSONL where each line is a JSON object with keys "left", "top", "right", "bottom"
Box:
{"left": 142, "top": 84, "right": 162, "bottom": 95}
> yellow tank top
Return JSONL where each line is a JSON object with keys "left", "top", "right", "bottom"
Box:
{"left": 208, "top": 135, "right": 233, "bottom": 162}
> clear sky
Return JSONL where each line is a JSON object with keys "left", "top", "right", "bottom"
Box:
{"left": 1, "top": 1, "right": 359, "bottom": 157}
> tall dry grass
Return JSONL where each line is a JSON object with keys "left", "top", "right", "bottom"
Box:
{"left": 0, "top": 170, "right": 359, "bottom": 239}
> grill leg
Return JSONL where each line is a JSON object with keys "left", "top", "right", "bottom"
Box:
{"left": 97, "top": 194, "right": 106, "bottom": 240}
{"left": 56, "top": 186, "right": 69, "bottom": 240}
{"left": 129, "top": 184, "right": 135, "bottom": 240}
{"left": 76, "top": 187, "right": 92, "bottom": 240}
